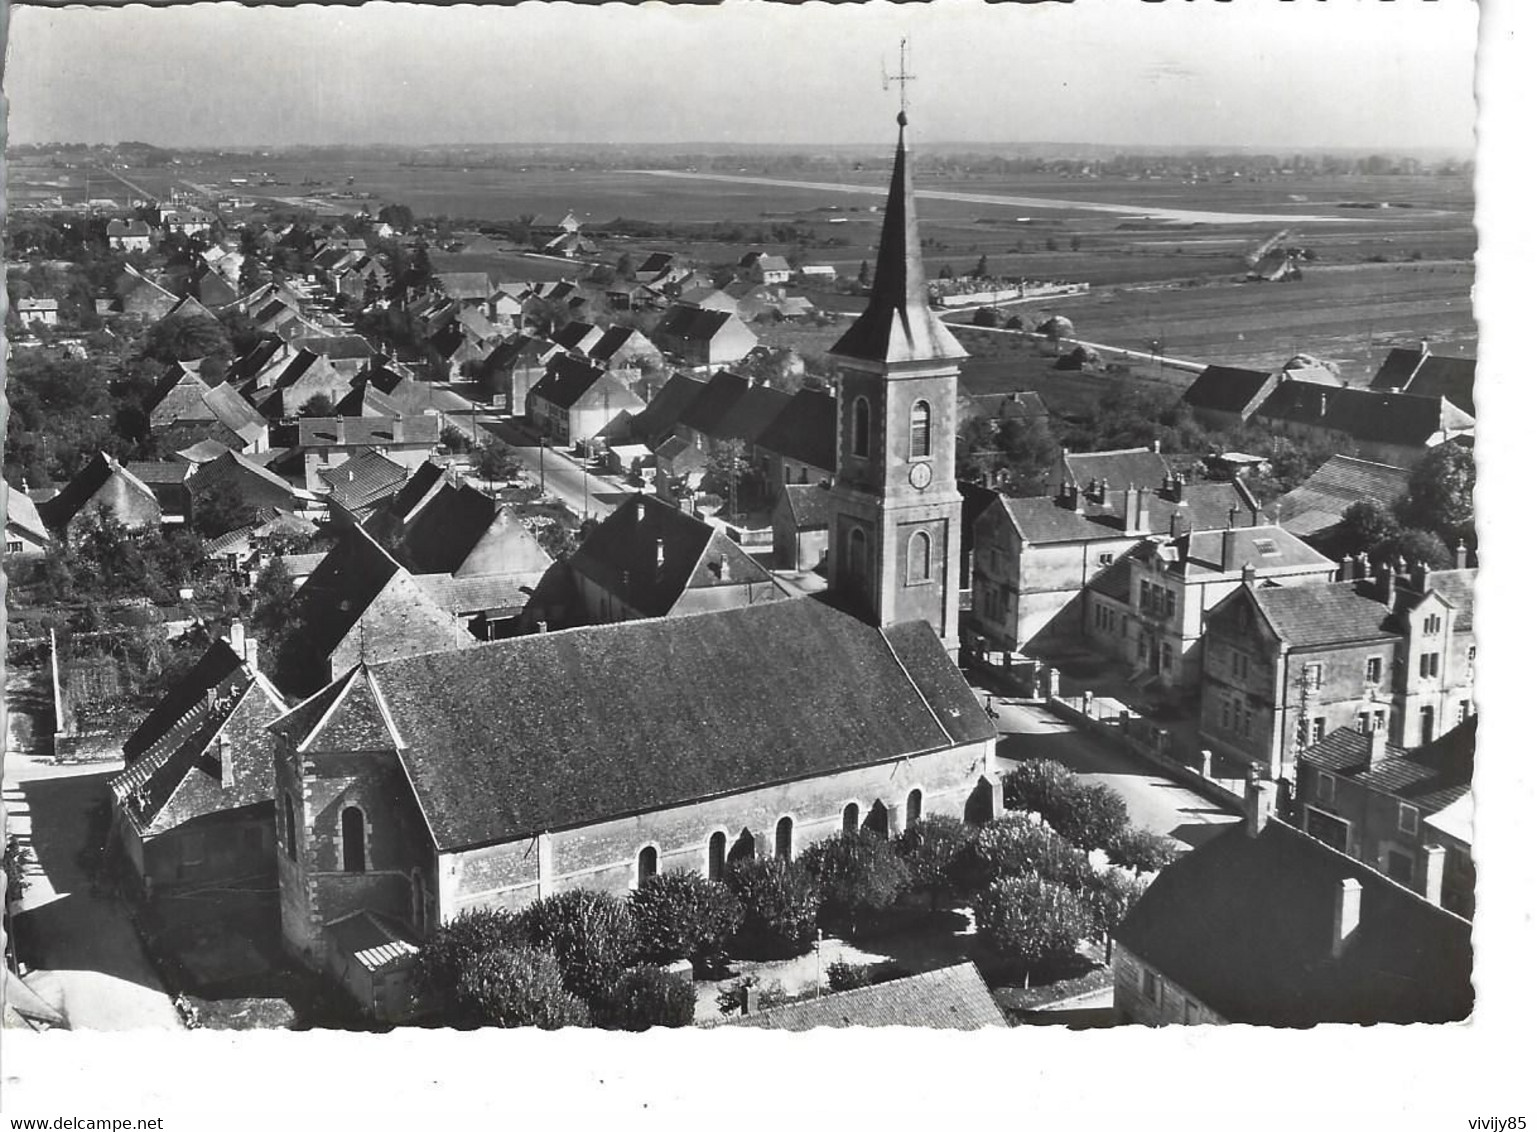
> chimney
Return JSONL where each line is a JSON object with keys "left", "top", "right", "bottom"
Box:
{"left": 1244, "top": 778, "right": 1277, "bottom": 838}
{"left": 1331, "top": 878, "right": 1362, "bottom": 959}
{"left": 1227, "top": 505, "right": 1238, "bottom": 530}
{"left": 391, "top": 416, "right": 405, "bottom": 443}
{"left": 536, "top": 620, "right": 549, "bottom": 634}
{"left": 1409, "top": 560, "right": 1429, "bottom": 593}
{"left": 1170, "top": 473, "right": 1184, "bottom": 503}
{"left": 1241, "top": 562, "right": 1256, "bottom": 586}
{"left": 1151, "top": 438, "right": 1161, "bottom": 455}
{"left": 1421, "top": 843, "right": 1446, "bottom": 905}
{"left": 1122, "top": 487, "right": 1144, "bottom": 534}
{"left": 1352, "top": 552, "right": 1369, "bottom": 582}
{"left": 229, "top": 619, "right": 247, "bottom": 661}
{"left": 1454, "top": 540, "right": 1468, "bottom": 570}
{"left": 743, "top": 982, "right": 761, "bottom": 1016}
{"left": 1137, "top": 489, "right": 1151, "bottom": 534}
{"left": 1378, "top": 562, "right": 1397, "bottom": 607}
{"left": 1338, "top": 557, "right": 1354, "bottom": 582}
{"left": 1365, "top": 724, "right": 1391, "bottom": 770}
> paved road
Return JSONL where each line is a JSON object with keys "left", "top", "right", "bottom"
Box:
{"left": 984, "top": 695, "right": 1239, "bottom": 850}
{"left": 4, "top": 751, "right": 183, "bottom": 1030}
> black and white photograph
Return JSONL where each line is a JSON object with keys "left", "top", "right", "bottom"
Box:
{"left": 0, "top": 0, "right": 1529, "bottom": 1124}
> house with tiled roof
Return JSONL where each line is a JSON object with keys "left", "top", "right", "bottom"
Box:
{"left": 148, "top": 369, "right": 270, "bottom": 453}
{"left": 1178, "top": 365, "right": 1278, "bottom": 430}
{"left": 109, "top": 627, "right": 285, "bottom": 899}
{"left": 474, "top": 334, "right": 558, "bottom": 416}
{"left": 675, "top": 370, "right": 749, "bottom": 448}
{"left": 739, "top": 251, "right": 792, "bottom": 286}
{"left": 1199, "top": 558, "right": 1476, "bottom": 783}
{"left": 757, "top": 386, "right": 838, "bottom": 489}
{"left": 4, "top": 485, "right": 52, "bottom": 559}
{"left": 1251, "top": 383, "right": 1474, "bottom": 469}
{"left": 627, "top": 372, "right": 710, "bottom": 449}
{"left": 268, "top": 596, "right": 1000, "bottom": 1018}
{"left": 652, "top": 305, "right": 759, "bottom": 369}
{"left": 586, "top": 325, "right": 662, "bottom": 374}
{"left": 189, "top": 450, "right": 319, "bottom": 534}
{"left": 38, "top": 453, "right": 163, "bottom": 545}
{"left": 16, "top": 297, "right": 59, "bottom": 327}
{"left": 1083, "top": 518, "right": 1335, "bottom": 692}
{"left": 551, "top": 319, "right": 605, "bottom": 357}
{"left": 107, "top": 218, "right": 154, "bottom": 253}
{"left": 1369, "top": 345, "right": 1476, "bottom": 417}
{"left": 1060, "top": 446, "right": 1171, "bottom": 498}
{"left": 315, "top": 448, "right": 410, "bottom": 525}
{"left": 772, "top": 482, "right": 835, "bottom": 572}
{"left": 568, "top": 494, "right": 786, "bottom": 626}
{"left": 716, "top": 962, "right": 1006, "bottom": 1030}
{"left": 111, "top": 264, "right": 179, "bottom": 320}
{"left": 968, "top": 477, "right": 1268, "bottom": 657}
{"left": 1276, "top": 455, "right": 1412, "bottom": 551}
{"left": 124, "top": 460, "right": 196, "bottom": 525}
{"left": 526, "top": 355, "right": 645, "bottom": 446}
{"left": 289, "top": 335, "right": 377, "bottom": 380}
{"left": 242, "top": 349, "right": 355, "bottom": 420}
{"left": 1112, "top": 783, "right": 1472, "bottom": 1027}
{"left": 1296, "top": 717, "right": 1475, "bottom": 917}
{"left": 295, "top": 413, "right": 441, "bottom": 491}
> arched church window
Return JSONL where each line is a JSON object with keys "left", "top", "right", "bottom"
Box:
{"left": 638, "top": 845, "right": 658, "bottom": 884}
{"left": 707, "top": 831, "right": 727, "bottom": 881}
{"left": 848, "top": 527, "right": 869, "bottom": 586}
{"left": 842, "top": 802, "right": 860, "bottom": 835}
{"left": 906, "top": 788, "right": 924, "bottom": 828}
{"left": 908, "top": 530, "right": 932, "bottom": 583}
{"left": 910, "top": 400, "right": 932, "bottom": 459}
{"left": 775, "top": 816, "right": 795, "bottom": 861}
{"left": 341, "top": 805, "right": 366, "bottom": 873}
{"left": 852, "top": 397, "right": 871, "bottom": 458}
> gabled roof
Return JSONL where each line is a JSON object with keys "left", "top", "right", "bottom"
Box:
{"left": 190, "top": 449, "right": 304, "bottom": 510}
{"left": 1278, "top": 456, "right": 1411, "bottom": 536}
{"left": 37, "top": 453, "right": 159, "bottom": 532}
{"left": 528, "top": 354, "right": 606, "bottom": 411}
{"left": 5, "top": 488, "right": 50, "bottom": 544}
{"left": 123, "top": 639, "right": 246, "bottom": 763}
{"left": 997, "top": 497, "right": 1121, "bottom": 546}
{"left": 1300, "top": 717, "right": 1475, "bottom": 815}
{"left": 677, "top": 370, "right": 749, "bottom": 435}
{"left": 755, "top": 387, "right": 837, "bottom": 472}
{"left": 587, "top": 325, "right": 655, "bottom": 365}
{"left": 569, "top": 494, "right": 776, "bottom": 618}
{"left": 318, "top": 449, "right": 410, "bottom": 513}
{"left": 291, "top": 335, "right": 375, "bottom": 362}
{"left": 552, "top": 320, "right": 604, "bottom": 354}
{"left": 201, "top": 383, "right": 268, "bottom": 446}
{"left": 164, "top": 294, "right": 219, "bottom": 325}
{"left": 332, "top": 383, "right": 407, "bottom": 418}
{"left": 829, "top": 114, "right": 966, "bottom": 366}
{"left": 717, "top": 962, "right": 1006, "bottom": 1030}
{"left": 1370, "top": 349, "right": 1476, "bottom": 416}
{"left": 296, "top": 415, "right": 440, "bottom": 448}
{"left": 778, "top": 483, "right": 835, "bottom": 530}
{"left": 1255, "top": 383, "right": 1473, "bottom": 447}
{"left": 1114, "top": 819, "right": 1473, "bottom": 1025}
{"left": 393, "top": 484, "right": 550, "bottom": 577}
{"left": 709, "top": 384, "right": 793, "bottom": 447}
{"left": 654, "top": 305, "right": 738, "bottom": 344}
{"left": 627, "top": 373, "right": 709, "bottom": 446}
{"left": 437, "top": 272, "right": 492, "bottom": 301}
{"left": 1175, "top": 524, "right": 1333, "bottom": 579}
{"left": 296, "top": 598, "right": 994, "bottom": 851}
{"left": 1062, "top": 447, "right": 1170, "bottom": 493}
{"left": 1243, "top": 580, "right": 1398, "bottom": 648}
{"left": 963, "top": 391, "right": 1050, "bottom": 425}
{"left": 1180, "top": 365, "right": 1276, "bottom": 416}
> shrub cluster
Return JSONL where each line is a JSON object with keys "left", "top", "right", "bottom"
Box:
{"left": 1002, "top": 760, "right": 1129, "bottom": 850}
{"left": 725, "top": 857, "right": 822, "bottom": 959}
{"left": 800, "top": 830, "right": 912, "bottom": 938}
{"left": 974, "top": 874, "right": 1096, "bottom": 979}
{"left": 629, "top": 872, "right": 744, "bottom": 965}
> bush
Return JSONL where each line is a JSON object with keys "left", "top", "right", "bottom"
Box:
{"left": 1082, "top": 868, "right": 1153, "bottom": 943}
{"left": 714, "top": 976, "right": 790, "bottom": 1018}
{"left": 1106, "top": 827, "right": 1180, "bottom": 873}
{"left": 414, "top": 907, "right": 527, "bottom": 1010}
{"left": 4, "top": 836, "right": 31, "bottom": 903}
{"left": 599, "top": 965, "right": 696, "bottom": 1031}
{"left": 452, "top": 944, "right": 592, "bottom": 1029}
{"left": 893, "top": 815, "right": 976, "bottom": 909}
{"left": 516, "top": 889, "right": 637, "bottom": 1005}
{"left": 1049, "top": 783, "right": 1130, "bottom": 851}
{"left": 966, "top": 814, "right": 1095, "bottom": 893}
{"left": 826, "top": 961, "right": 876, "bottom": 993}
{"left": 726, "top": 857, "right": 821, "bottom": 959}
{"left": 1001, "top": 759, "right": 1077, "bottom": 816}
{"left": 629, "top": 872, "right": 744, "bottom": 964}
{"left": 800, "top": 830, "right": 912, "bottom": 937}
{"left": 974, "top": 875, "right": 1095, "bottom": 979}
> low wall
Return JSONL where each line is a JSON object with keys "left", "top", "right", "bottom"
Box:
{"left": 1045, "top": 695, "right": 1246, "bottom": 812}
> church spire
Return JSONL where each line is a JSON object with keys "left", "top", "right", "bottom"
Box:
{"left": 830, "top": 112, "right": 967, "bottom": 367}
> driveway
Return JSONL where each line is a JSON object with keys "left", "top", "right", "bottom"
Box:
{"left": 4, "top": 745, "right": 183, "bottom": 1030}
{"left": 985, "top": 696, "right": 1240, "bottom": 850}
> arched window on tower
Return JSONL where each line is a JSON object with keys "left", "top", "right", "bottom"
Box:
{"left": 340, "top": 805, "right": 366, "bottom": 873}
{"left": 852, "top": 396, "right": 871, "bottom": 458}
{"left": 848, "top": 527, "right": 869, "bottom": 588}
{"left": 908, "top": 530, "right": 932, "bottom": 584}
{"left": 910, "top": 400, "right": 932, "bottom": 460}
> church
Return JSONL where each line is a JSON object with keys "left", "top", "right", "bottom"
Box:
{"left": 267, "top": 110, "right": 999, "bottom": 1017}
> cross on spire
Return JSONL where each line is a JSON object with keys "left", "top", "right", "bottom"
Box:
{"left": 883, "top": 37, "right": 917, "bottom": 124}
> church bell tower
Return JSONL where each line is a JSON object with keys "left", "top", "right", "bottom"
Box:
{"left": 826, "top": 108, "right": 967, "bottom": 656}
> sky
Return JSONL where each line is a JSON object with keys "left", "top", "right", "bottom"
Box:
{"left": 4, "top": 0, "right": 1478, "bottom": 151}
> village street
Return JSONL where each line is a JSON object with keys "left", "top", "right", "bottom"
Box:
{"left": 4, "top": 671, "right": 183, "bottom": 1030}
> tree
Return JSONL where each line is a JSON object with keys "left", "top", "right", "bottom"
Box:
{"left": 1338, "top": 499, "right": 1401, "bottom": 557}
{"left": 614, "top": 252, "right": 636, "bottom": 281}
{"left": 938, "top": 264, "right": 954, "bottom": 280}
{"left": 956, "top": 414, "right": 1059, "bottom": 497}
{"left": 598, "top": 966, "right": 695, "bottom": 1031}
{"left": 893, "top": 815, "right": 977, "bottom": 910}
{"left": 973, "top": 254, "right": 989, "bottom": 278}
{"left": 191, "top": 475, "right": 260, "bottom": 539}
{"left": 451, "top": 944, "right": 591, "bottom": 1029}
{"left": 725, "top": 857, "right": 821, "bottom": 959}
{"left": 1002, "top": 759, "right": 1077, "bottom": 816}
{"left": 1398, "top": 442, "right": 1476, "bottom": 550}
{"left": 966, "top": 814, "right": 1095, "bottom": 893}
{"left": 142, "top": 313, "right": 232, "bottom": 365}
{"left": 1105, "top": 827, "right": 1181, "bottom": 874}
{"left": 628, "top": 872, "right": 744, "bottom": 965}
{"left": 857, "top": 260, "right": 871, "bottom": 288}
{"left": 1372, "top": 527, "right": 1455, "bottom": 571}
{"left": 1081, "top": 869, "right": 1152, "bottom": 963}
{"left": 703, "top": 439, "right": 747, "bottom": 519}
{"left": 473, "top": 438, "right": 522, "bottom": 485}
{"left": 972, "top": 307, "right": 1000, "bottom": 328}
{"left": 516, "top": 889, "right": 638, "bottom": 1005}
{"left": 1002, "top": 761, "right": 1129, "bottom": 851}
{"left": 413, "top": 907, "right": 527, "bottom": 1008}
{"left": 247, "top": 558, "right": 296, "bottom": 640}
{"left": 298, "top": 393, "right": 336, "bottom": 417}
{"left": 378, "top": 203, "right": 415, "bottom": 233}
{"left": 800, "top": 830, "right": 912, "bottom": 937}
{"left": 974, "top": 874, "right": 1095, "bottom": 982}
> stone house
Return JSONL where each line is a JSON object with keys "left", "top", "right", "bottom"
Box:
{"left": 652, "top": 305, "right": 759, "bottom": 368}
{"left": 38, "top": 453, "right": 163, "bottom": 545}
{"left": 567, "top": 494, "right": 786, "bottom": 624}
{"left": 4, "top": 486, "right": 52, "bottom": 559}
{"left": 526, "top": 355, "right": 645, "bottom": 447}
{"left": 1369, "top": 345, "right": 1475, "bottom": 417}
{"left": 147, "top": 369, "right": 270, "bottom": 454}
{"left": 756, "top": 387, "right": 837, "bottom": 490}
{"left": 1177, "top": 365, "right": 1277, "bottom": 432}
{"left": 106, "top": 219, "right": 154, "bottom": 253}
{"left": 1112, "top": 781, "right": 1472, "bottom": 1027}
{"left": 267, "top": 598, "right": 1000, "bottom": 1020}
{"left": 1296, "top": 718, "right": 1475, "bottom": 918}
{"left": 740, "top": 251, "right": 792, "bottom": 285}
{"left": 772, "top": 483, "right": 833, "bottom": 573}
{"left": 1276, "top": 455, "right": 1411, "bottom": 554}
{"left": 296, "top": 414, "right": 441, "bottom": 491}
{"left": 477, "top": 334, "right": 559, "bottom": 416}
{"left": 108, "top": 627, "right": 284, "bottom": 899}
{"left": 1250, "top": 384, "right": 1474, "bottom": 469}
{"left": 319, "top": 450, "right": 412, "bottom": 527}
{"left": 1198, "top": 559, "right": 1476, "bottom": 784}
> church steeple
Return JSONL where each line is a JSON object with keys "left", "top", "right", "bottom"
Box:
{"left": 830, "top": 112, "right": 967, "bottom": 367}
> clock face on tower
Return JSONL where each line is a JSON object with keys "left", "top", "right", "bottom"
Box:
{"left": 908, "top": 462, "right": 933, "bottom": 490}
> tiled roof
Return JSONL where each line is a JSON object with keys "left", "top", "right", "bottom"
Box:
{"left": 190, "top": 450, "right": 301, "bottom": 512}
{"left": 1299, "top": 717, "right": 1474, "bottom": 814}
{"left": 654, "top": 305, "right": 736, "bottom": 343}
{"left": 1000, "top": 497, "right": 1120, "bottom": 545}
{"left": 678, "top": 371, "right": 749, "bottom": 436}
{"left": 1062, "top": 448, "right": 1170, "bottom": 493}
{"left": 553, "top": 320, "right": 603, "bottom": 353}
{"left": 312, "top": 599, "right": 993, "bottom": 850}
{"left": 1114, "top": 819, "right": 1473, "bottom": 1025}
{"left": 292, "top": 335, "right": 375, "bottom": 362}
{"left": 528, "top": 354, "right": 606, "bottom": 411}
{"left": 1180, "top": 366, "right": 1275, "bottom": 415}
{"left": 708, "top": 384, "right": 793, "bottom": 447}
{"left": 437, "top": 272, "right": 492, "bottom": 301}
{"left": 124, "top": 461, "right": 193, "bottom": 486}
{"left": 1278, "top": 456, "right": 1411, "bottom": 534}
{"left": 756, "top": 388, "right": 837, "bottom": 473}
{"left": 176, "top": 439, "right": 235, "bottom": 464}
{"left": 716, "top": 962, "right": 1006, "bottom": 1030}
{"left": 779, "top": 483, "right": 835, "bottom": 529}
{"left": 1370, "top": 349, "right": 1476, "bottom": 416}
{"left": 1256, "top": 383, "right": 1473, "bottom": 447}
{"left": 963, "top": 391, "right": 1049, "bottom": 424}
{"left": 5, "top": 488, "right": 49, "bottom": 543}
{"left": 1249, "top": 580, "right": 1398, "bottom": 648}
{"left": 123, "top": 640, "right": 246, "bottom": 764}
{"left": 393, "top": 484, "right": 548, "bottom": 577}
{"left": 1425, "top": 568, "right": 1476, "bottom": 632}
{"left": 569, "top": 494, "right": 775, "bottom": 618}
{"left": 202, "top": 383, "right": 268, "bottom": 446}
{"left": 1176, "top": 524, "right": 1334, "bottom": 578}
{"left": 415, "top": 572, "right": 543, "bottom": 616}
{"left": 37, "top": 453, "right": 158, "bottom": 532}
{"left": 588, "top": 325, "right": 654, "bottom": 365}
{"left": 297, "top": 416, "right": 440, "bottom": 448}
{"left": 318, "top": 449, "right": 410, "bottom": 512}
{"left": 628, "top": 374, "right": 709, "bottom": 447}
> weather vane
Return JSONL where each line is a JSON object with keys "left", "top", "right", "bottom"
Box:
{"left": 882, "top": 37, "right": 917, "bottom": 121}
